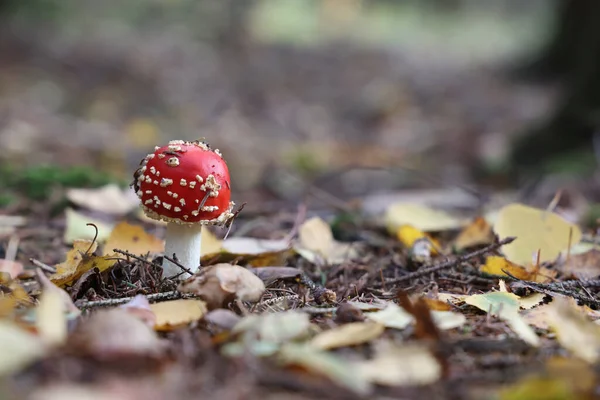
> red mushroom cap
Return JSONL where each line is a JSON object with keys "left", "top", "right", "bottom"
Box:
{"left": 132, "top": 140, "right": 234, "bottom": 225}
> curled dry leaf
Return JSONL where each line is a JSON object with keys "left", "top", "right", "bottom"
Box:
{"left": 51, "top": 240, "right": 116, "bottom": 287}
{"left": 69, "top": 308, "right": 165, "bottom": 359}
{"left": 310, "top": 321, "right": 385, "bottom": 350}
{"left": 178, "top": 263, "right": 265, "bottom": 310}
{"left": 296, "top": 217, "right": 357, "bottom": 265}
{"left": 559, "top": 249, "right": 600, "bottom": 280}
{"left": 102, "top": 221, "right": 164, "bottom": 258}
{"left": 149, "top": 299, "right": 207, "bottom": 331}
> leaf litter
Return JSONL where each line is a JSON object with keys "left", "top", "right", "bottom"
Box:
{"left": 5, "top": 183, "right": 600, "bottom": 400}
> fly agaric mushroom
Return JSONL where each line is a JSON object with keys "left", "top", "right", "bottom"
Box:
{"left": 132, "top": 140, "right": 234, "bottom": 278}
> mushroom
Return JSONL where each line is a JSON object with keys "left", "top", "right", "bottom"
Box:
{"left": 131, "top": 140, "right": 234, "bottom": 278}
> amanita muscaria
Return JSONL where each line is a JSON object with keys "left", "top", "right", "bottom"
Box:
{"left": 131, "top": 139, "right": 234, "bottom": 278}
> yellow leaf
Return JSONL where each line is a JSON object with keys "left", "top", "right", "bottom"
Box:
{"left": 63, "top": 208, "right": 114, "bottom": 244}
{"left": 150, "top": 299, "right": 207, "bottom": 331}
{"left": 35, "top": 289, "right": 67, "bottom": 346}
{"left": 396, "top": 225, "right": 440, "bottom": 255}
{"left": 296, "top": 217, "right": 357, "bottom": 265}
{"left": 204, "top": 237, "right": 292, "bottom": 267}
{"left": 385, "top": 203, "right": 465, "bottom": 233}
{"left": 480, "top": 256, "right": 531, "bottom": 279}
{"left": 0, "top": 321, "right": 46, "bottom": 376}
{"left": 453, "top": 216, "right": 493, "bottom": 250}
{"left": 465, "top": 291, "right": 540, "bottom": 346}
{"left": 493, "top": 203, "right": 582, "bottom": 266}
{"left": 51, "top": 240, "right": 116, "bottom": 287}
{"left": 310, "top": 321, "right": 385, "bottom": 350}
{"left": 102, "top": 221, "right": 164, "bottom": 257}
{"left": 545, "top": 297, "right": 600, "bottom": 363}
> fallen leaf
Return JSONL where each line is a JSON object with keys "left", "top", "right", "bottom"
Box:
{"left": 396, "top": 225, "right": 440, "bottom": 255}
{"left": 150, "top": 299, "right": 207, "bottom": 331}
{"left": 545, "top": 297, "right": 600, "bottom": 363}
{"left": 480, "top": 256, "right": 531, "bottom": 279}
{"left": 204, "top": 309, "right": 241, "bottom": 331}
{"left": 310, "top": 321, "right": 385, "bottom": 350}
{"left": 69, "top": 308, "right": 164, "bottom": 358}
{"left": 66, "top": 184, "right": 139, "bottom": 216}
{"left": 560, "top": 248, "right": 600, "bottom": 279}
{"left": 465, "top": 291, "right": 540, "bottom": 346}
{"left": 211, "top": 237, "right": 292, "bottom": 266}
{"left": 35, "top": 289, "right": 68, "bottom": 346}
{"left": 354, "top": 340, "right": 441, "bottom": 386}
{"left": 385, "top": 203, "right": 465, "bottom": 233}
{"left": 233, "top": 310, "right": 313, "bottom": 344}
{"left": 51, "top": 240, "right": 116, "bottom": 287}
{"left": 296, "top": 217, "right": 357, "bottom": 265}
{"left": 422, "top": 298, "right": 452, "bottom": 311}
{"left": 518, "top": 293, "right": 546, "bottom": 310}
{"left": 493, "top": 203, "right": 582, "bottom": 266}
{"left": 63, "top": 208, "right": 114, "bottom": 244}
{"left": 0, "top": 321, "right": 46, "bottom": 376}
{"left": 278, "top": 343, "right": 371, "bottom": 395}
{"left": 365, "top": 303, "right": 413, "bottom": 330}
{"left": 431, "top": 310, "right": 467, "bottom": 330}
{"left": 119, "top": 295, "right": 156, "bottom": 328}
{"left": 452, "top": 216, "right": 493, "bottom": 251}
{"left": 178, "top": 263, "right": 265, "bottom": 310}
{"left": 102, "top": 221, "right": 164, "bottom": 257}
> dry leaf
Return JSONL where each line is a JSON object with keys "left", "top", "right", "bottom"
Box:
{"left": 69, "top": 308, "right": 164, "bottom": 359}
{"left": 310, "top": 321, "right": 385, "bottom": 350}
{"left": 480, "top": 256, "right": 531, "bottom": 279}
{"left": 560, "top": 249, "right": 600, "bottom": 279}
{"left": 493, "top": 203, "right": 582, "bottom": 266}
{"left": 431, "top": 310, "right": 467, "bottom": 330}
{"left": 51, "top": 240, "right": 116, "bottom": 287}
{"left": 365, "top": 303, "right": 413, "bottom": 330}
{"left": 453, "top": 216, "right": 494, "bottom": 250}
{"left": 465, "top": 291, "right": 540, "bottom": 346}
{"left": 296, "top": 217, "right": 357, "bottom": 265}
{"left": 385, "top": 203, "right": 465, "bottom": 233}
{"left": 102, "top": 221, "right": 164, "bottom": 257}
{"left": 354, "top": 340, "right": 441, "bottom": 386}
{"left": 545, "top": 297, "right": 600, "bottom": 363}
{"left": 63, "top": 208, "right": 114, "bottom": 244}
{"left": 150, "top": 299, "right": 207, "bottom": 331}
{"left": 118, "top": 295, "right": 156, "bottom": 328}
{"left": 178, "top": 263, "right": 265, "bottom": 310}
{"left": 278, "top": 343, "right": 371, "bottom": 395}
{"left": 204, "top": 309, "right": 241, "bottom": 331}
{"left": 35, "top": 289, "right": 68, "bottom": 346}
{"left": 66, "top": 184, "right": 139, "bottom": 216}
{"left": 0, "top": 321, "right": 46, "bottom": 376}
{"left": 233, "top": 310, "right": 312, "bottom": 343}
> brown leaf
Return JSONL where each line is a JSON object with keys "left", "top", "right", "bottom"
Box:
{"left": 560, "top": 249, "right": 600, "bottom": 279}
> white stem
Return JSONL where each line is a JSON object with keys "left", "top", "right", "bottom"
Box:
{"left": 162, "top": 223, "right": 202, "bottom": 279}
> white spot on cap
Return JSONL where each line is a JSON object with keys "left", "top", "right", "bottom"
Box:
{"left": 183, "top": 215, "right": 189, "bottom": 220}
{"left": 191, "top": 210, "right": 199, "bottom": 217}
{"left": 160, "top": 178, "right": 173, "bottom": 187}
{"left": 145, "top": 190, "right": 152, "bottom": 194}
{"left": 144, "top": 199, "right": 153, "bottom": 205}
{"left": 145, "top": 176, "right": 152, "bottom": 183}
{"left": 174, "top": 207, "right": 181, "bottom": 212}
{"left": 163, "top": 203, "right": 172, "bottom": 210}
{"left": 196, "top": 175, "right": 203, "bottom": 183}
{"left": 189, "top": 181, "right": 196, "bottom": 189}
{"left": 158, "top": 153, "right": 166, "bottom": 159}
{"left": 179, "top": 198, "right": 186, "bottom": 206}
{"left": 149, "top": 166, "right": 156, "bottom": 175}
{"left": 154, "top": 146, "right": 160, "bottom": 151}
{"left": 167, "top": 157, "right": 180, "bottom": 167}
{"left": 201, "top": 205, "right": 219, "bottom": 212}
{"left": 180, "top": 179, "right": 187, "bottom": 186}
{"left": 153, "top": 180, "right": 159, "bottom": 185}
{"left": 172, "top": 193, "right": 179, "bottom": 199}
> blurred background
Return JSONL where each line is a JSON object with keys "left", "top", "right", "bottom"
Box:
{"left": 1, "top": 0, "right": 598, "bottom": 209}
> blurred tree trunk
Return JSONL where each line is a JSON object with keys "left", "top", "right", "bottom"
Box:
{"left": 510, "top": 0, "right": 600, "bottom": 172}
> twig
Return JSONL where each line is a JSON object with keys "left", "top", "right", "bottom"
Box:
{"left": 383, "top": 237, "right": 516, "bottom": 287}
{"left": 76, "top": 290, "right": 201, "bottom": 310}
{"left": 506, "top": 273, "right": 600, "bottom": 308}
{"left": 112, "top": 249, "right": 157, "bottom": 267}
{"left": 163, "top": 254, "right": 194, "bottom": 278}
{"left": 29, "top": 258, "right": 56, "bottom": 274}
